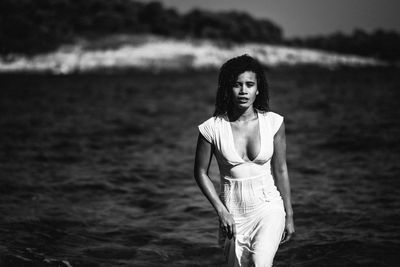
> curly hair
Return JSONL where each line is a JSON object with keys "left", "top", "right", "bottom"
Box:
{"left": 213, "top": 54, "right": 269, "bottom": 117}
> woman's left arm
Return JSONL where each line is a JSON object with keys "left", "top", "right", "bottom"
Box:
{"left": 272, "top": 121, "right": 295, "bottom": 243}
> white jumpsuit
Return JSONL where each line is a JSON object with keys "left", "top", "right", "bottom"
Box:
{"left": 198, "top": 110, "right": 286, "bottom": 267}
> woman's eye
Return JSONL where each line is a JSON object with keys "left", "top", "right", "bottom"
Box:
{"left": 246, "top": 82, "right": 254, "bottom": 87}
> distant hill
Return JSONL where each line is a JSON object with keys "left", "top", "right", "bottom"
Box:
{"left": 0, "top": 0, "right": 282, "bottom": 55}
{"left": 0, "top": 0, "right": 399, "bottom": 62}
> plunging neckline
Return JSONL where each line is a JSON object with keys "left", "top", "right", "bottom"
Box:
{"left": 226, "top": 110, "right": 263, "bottom": 163}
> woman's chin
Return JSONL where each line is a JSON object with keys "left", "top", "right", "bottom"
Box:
{"left": 236, "top": 103, "right": 252, "bottom": 110}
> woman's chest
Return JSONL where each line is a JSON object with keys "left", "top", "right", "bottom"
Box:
{"left": 229, "top": 120, "right": 261, "bottom": 161}
{"left": 214, "top": 118, "right": 274, "bottom": 165}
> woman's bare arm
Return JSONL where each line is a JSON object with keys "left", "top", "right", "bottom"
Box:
{"left": 194, "top": 133, "right": 236, "bottom": 239}
{"left": 272, "top": 121, "right": 295, "bottom": 243}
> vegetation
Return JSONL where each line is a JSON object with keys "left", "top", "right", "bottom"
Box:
{"left": 0, "top": 0, "right": 399, "bottom": 62}
{"left": 286, "top": 29, "right": 400, "bottom": 62}
{"left": 0, "top": 0, "right": 282, "bottom": 55}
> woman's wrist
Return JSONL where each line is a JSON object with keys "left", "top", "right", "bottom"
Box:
{"left": 215, "top": 206, "right": 227, "bottom": 217}
{"left": 285, "top": 208, "right": 293, "bottom": 218}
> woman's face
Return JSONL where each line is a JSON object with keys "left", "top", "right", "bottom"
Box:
{"left": 231, "top": 71, "right": 258, "bottom": 110}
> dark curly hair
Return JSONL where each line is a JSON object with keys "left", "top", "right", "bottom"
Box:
{"left": 213, "top": 54, "right": 270, "bottom": 117}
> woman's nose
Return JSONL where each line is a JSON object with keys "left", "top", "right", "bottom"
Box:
{"left": 239, "top": 85, "right": 248, "bottom": 94}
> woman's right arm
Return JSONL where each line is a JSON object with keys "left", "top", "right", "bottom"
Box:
{"left": 194, "top": 133, "right": 236, "bottom": 239}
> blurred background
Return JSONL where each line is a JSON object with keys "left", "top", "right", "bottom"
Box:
{"left": 0, "top": 0, "right": 399, "bottom": 266}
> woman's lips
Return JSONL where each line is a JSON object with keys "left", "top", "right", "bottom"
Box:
{"left": 237, "top": 97, "right": 249, "bottom": 103}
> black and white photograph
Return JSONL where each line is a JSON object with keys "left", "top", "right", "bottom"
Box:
{"left": 0, "top": 0, "right": 399, "bottom": 266}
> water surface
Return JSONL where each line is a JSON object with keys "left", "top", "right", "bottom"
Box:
{"left": 0, "top": 68, "right": 399, "bottom": 266}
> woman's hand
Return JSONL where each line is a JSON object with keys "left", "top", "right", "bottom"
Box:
{"left": 280, "top": 215, "right": 295, "bottom": 244}
{"left": 218, "top": 210, "right": 236, "bottom": 240}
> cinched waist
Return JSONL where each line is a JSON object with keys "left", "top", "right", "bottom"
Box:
{"left": 221, "top": 172, "right": 272, "bottom": 182}
{"left": 219, "top": 172, "right": 281, "bottom": 215}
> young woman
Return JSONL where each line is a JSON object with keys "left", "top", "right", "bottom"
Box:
{"left": 194, "top": 54, "right": 294, "bottom": 266}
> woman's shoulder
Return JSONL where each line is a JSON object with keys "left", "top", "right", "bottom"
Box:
{"left": 259, "top": 110, "right": 284, "bottom": 134}
{"left": 198, "top": 115, "right": 226, "bottom": 143}
{"left": 258, "top": 110, "right": 284, "bottom": 120}
{"left": 199, "top": 115, "right": 226, "bottom": 126}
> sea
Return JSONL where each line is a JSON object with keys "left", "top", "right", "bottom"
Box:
{"left": 0, "top": 67, "right": 399, "bottom": 266}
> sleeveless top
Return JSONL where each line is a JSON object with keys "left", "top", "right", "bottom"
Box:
{"left": 198, "top": 110, "right": 284, "bottom": 179}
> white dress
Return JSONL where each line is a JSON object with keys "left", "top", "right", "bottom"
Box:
{"left": 198, "top": 110, "right": 286, "bottom": 267}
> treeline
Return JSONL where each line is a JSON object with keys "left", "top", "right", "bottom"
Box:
{"left": 0, "top": 0, "right": 399, "bottom": 62}
{"left": 0, "top": 0, "right": 282, "bottom": 55}
{"left": 286, "top": 29, "right": 400, "bottom": 62}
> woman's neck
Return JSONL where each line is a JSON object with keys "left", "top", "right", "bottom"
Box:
{"left": 228, "top": 106, "right": 257, "bottom": 122}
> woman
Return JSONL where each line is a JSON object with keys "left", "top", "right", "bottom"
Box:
{"left": 194, "top": 54, "right": 294, "bottom": 267}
